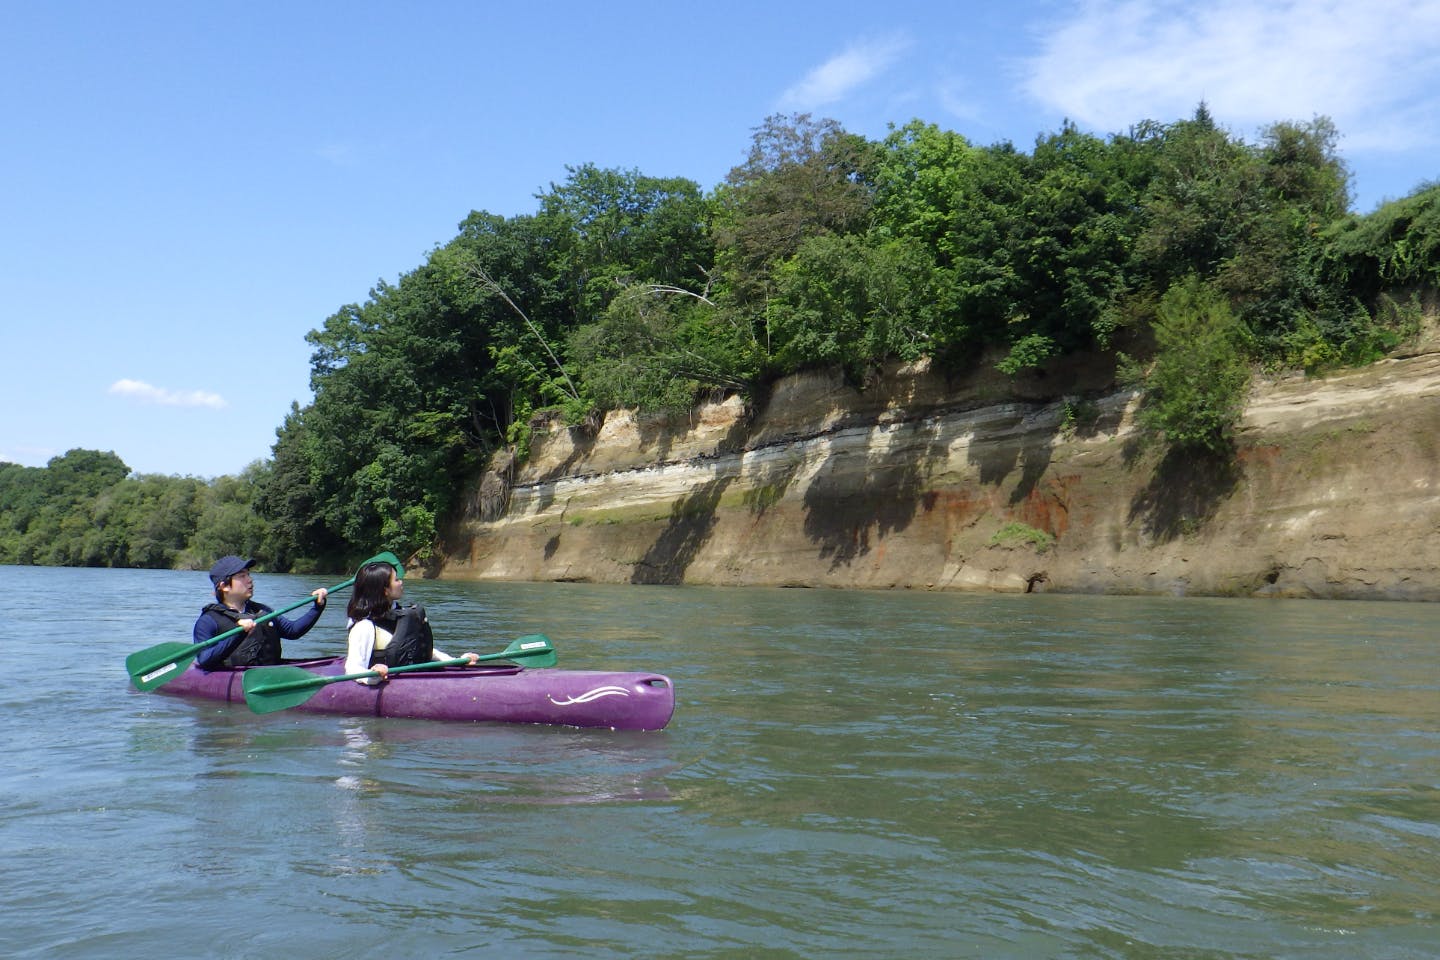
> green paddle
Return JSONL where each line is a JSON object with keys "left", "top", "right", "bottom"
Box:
{"left": 126, "top": 551, "right": 405, "bottom": 692}
{"left": 240, "top": 634, "right": 558, "bottom": 715}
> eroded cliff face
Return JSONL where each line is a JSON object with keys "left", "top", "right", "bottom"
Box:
{"left": 441, "top": 338, "right": 1440, "bottom": 600}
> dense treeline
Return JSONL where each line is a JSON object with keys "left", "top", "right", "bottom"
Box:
{"left": 4, "top": 108, "right": 1437, "bottom": 572}
{"left": 0, "top": 450, "right": 276, "bottom": 568}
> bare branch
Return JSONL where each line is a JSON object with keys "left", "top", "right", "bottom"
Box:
{"left": 463, "top": 262, "right": 582, "bottom": 402}
{"left": 645, "top": 284, "right": 716, "bottom": 307}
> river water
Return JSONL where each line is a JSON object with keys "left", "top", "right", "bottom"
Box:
{"left": 3, "top": 565, "right": 1437, "bottom": 959}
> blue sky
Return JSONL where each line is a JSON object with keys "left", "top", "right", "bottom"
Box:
{"left": 4, "top": 0, "right": 1438, "bottom": 479}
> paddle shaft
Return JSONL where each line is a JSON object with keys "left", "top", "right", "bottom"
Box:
{"left": 256, "top": 657, "right": 474, "bottom": 694}
{"left": 256, "top": 641, "right": 556, "bottom": 694}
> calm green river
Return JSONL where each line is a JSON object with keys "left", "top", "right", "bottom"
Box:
{"left": 4, "top": 565, "right": 1437, "bottom": 958}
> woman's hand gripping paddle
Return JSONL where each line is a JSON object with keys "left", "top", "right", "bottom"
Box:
{"left": 125, "top": 552, "right": 405, "bottom": 692}
{"left": 240, "top": 635, "right": 557, "bottom": 714}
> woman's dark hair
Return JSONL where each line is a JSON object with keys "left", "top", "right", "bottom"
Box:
{"left": 347, "top": 562, "right": 397, "bottom": 622}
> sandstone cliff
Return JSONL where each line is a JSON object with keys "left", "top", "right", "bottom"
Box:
{"left": 441, "top": 334, "right": 1440, "bottom": 601}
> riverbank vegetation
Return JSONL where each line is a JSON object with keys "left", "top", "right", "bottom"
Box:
{"left": 4, "top": 107, "right": 1437, "bottom": 571}
{"left": 0, "top": 450, "right": 279, "bottom": 568}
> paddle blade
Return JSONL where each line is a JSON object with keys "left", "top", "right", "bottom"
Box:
{"left": 357, "top": 551, "right": 405, "bottom": 580}
{"left": 499, "top": 634, "right": 557, "bottom": 667}
{"left": 127, "top": 642, "right": 199, "bottom": 691}
{"left": 242, "top": 665, "right": 336, "bottom": 715}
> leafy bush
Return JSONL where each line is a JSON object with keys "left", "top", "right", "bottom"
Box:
{"left": 767, "top": 234, "right": 938, "bottom": 382}
{"left": 1136, "top": 277, "right": 1251, "bottom": 453}
{"left": 988, "top": 521, "right": 1055, "bottom": 551}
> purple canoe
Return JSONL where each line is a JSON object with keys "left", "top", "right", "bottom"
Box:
{"left": 155, "top": 657, "right": 675, "bottom": 731}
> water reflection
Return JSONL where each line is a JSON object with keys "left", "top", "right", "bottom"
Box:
{"left": 183, "top": 706, "right": 677, "bottom": 804}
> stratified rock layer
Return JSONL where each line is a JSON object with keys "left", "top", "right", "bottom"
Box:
{"left": 442, "top": 347, "right": 1440, "bottom": 600}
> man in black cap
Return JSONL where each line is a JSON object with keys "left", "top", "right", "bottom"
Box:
{"left": 192, "top": 555, "right": 329, "bottom": 670}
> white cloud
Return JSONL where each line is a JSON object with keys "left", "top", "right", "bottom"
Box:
{"left": 778, "top": 34, "right": 913, "bottom": 111}
{"left": 109, "top": 379, "right": 228, "bottom": 409}
{"left": 935, "top": 75, "right": 985, "bottom": 127}
{"left": 1021, "top": 0, "right": 1440, "bottom": 150}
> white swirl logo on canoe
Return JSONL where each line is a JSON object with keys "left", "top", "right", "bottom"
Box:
{"left": 548, "top": 685, "right": 631, "bottom": 706}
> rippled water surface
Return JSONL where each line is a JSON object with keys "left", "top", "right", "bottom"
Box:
{"left": 3, "top": 565, "right": 1438, "bottom": 958}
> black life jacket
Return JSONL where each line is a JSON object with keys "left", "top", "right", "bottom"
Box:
{"left": 368, "top": 603, "right": 435, "bottom": 667}
{"left": 203, "top": 601, "right": 282, "bottom": 668}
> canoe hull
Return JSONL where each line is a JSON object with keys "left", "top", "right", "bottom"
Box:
{"left": 153, "top": 657, "right": 675, "bottom": 730}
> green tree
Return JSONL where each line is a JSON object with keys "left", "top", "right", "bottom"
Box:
{"left": 570, "top": 284, "right": 761, "bottom": 411}
{"left": 871, "top": 119, "right": 1157, "bottom": 374}
{"left": 1259, "top": 116, "right": 1350, "bottom": 218}
{"left": 184, "top": 463, "right": 274, "bottom": 569}
{"left": 870, "top": 120, "right": 976, "bottom": 252}
{"left": 869, "top": 120, "right": 997, "bottom": 359}
{"left": 713, "top": 114, "right": 878, "bottom": 315}
{"left": 766, "top": 233, "right": 939, "bottom": 381}
{"left": 1134, "top": 108, "right": 1356, "bottom": 365}
{"left": 43, "top": 449, "right": 130, "bottom": 498}
{"left": 85, "top": 474, "right": 204, "bottom": 568}
{"left": 270, "top": 261, "right": 489, "bottom": 565}
{"left": 0, "top": 451, "right": 239, "bottom": 569}
{"left": 0, "top": 451, "right": 132, "bottom": 565}
{"left": 0, "top": 462, "right": 46, "bottom": 561}
{"left": 256, "top": 403, "right": 344, "bottom": 570}
{"left": 995, "top": 122, "right": 1157, "bottom": 371}
{"left": 536, "top": 163, "right": 714, "bottom": 320}
{"left": 1135, "top": 276, "right": 1251, "bottom": 453}
{"left": 439, "top": 211, "right": 577, "bottom": 438}
{"left": 1133, "top": 104, "right": 1252, "bottom": 285}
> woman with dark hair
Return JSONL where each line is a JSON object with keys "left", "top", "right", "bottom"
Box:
{"left": 343, "top": 561, "right": 478, "bottom": 684}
